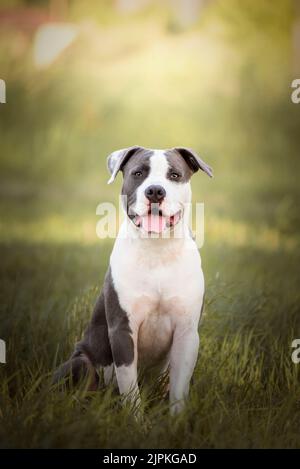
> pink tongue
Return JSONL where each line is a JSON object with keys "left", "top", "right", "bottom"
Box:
{"left": 141, "top": 214, "right": 166, "bottom": 233}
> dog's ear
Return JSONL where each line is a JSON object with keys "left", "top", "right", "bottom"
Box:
{"left": 173, "top": 147, "right": 213, "bottom": 178}
{"left": 107, "top": 146, "right": 144, "bottom": 184}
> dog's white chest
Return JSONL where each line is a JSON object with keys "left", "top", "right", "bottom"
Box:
{"left": 110, "top": 227, "right": 204, "bottom": 365}
{"left": 138, "top": 310, "right": 173, "bottom": 365}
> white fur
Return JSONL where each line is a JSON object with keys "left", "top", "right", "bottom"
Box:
{"left": 109, "top": 150, "right": 204, "bottom": 415}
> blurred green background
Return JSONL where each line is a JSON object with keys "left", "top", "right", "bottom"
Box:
{"left": 0, "top": 0, "right": 300, "bottom": 448}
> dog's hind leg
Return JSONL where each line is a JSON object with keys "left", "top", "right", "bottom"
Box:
{"left": 52, "top": 351, "right": 98, "bottom": 390}
{"left": 53, "top": 289, "right": 113, "bottom": 390}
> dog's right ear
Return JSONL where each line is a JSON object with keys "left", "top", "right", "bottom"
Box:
{"left": 107, "top": 146, "right": 143, "bottom": 184}
{"left": 173, "top": 147, "right": 213, "bottom": 178}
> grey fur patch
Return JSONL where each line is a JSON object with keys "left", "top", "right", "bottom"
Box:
{"left": 76, "top": 290, "right": 113, "bottom": 367}
{"left": 121, "top": 148, "right": 153, "bottom": 217}
{"left": 107, "top": 145, "right": 146, "bottom": 183}
{"left": 171, "top": 147, "right": 213, "bottom": 178}
{"left": 165, "top": 149, "right": 194, "bottom": 183}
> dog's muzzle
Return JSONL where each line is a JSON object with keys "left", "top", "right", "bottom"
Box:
{"left": 129, "top": 204, "right": 182, "bottom": 234}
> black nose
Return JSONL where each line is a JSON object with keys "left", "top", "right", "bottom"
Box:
{"left": 145, "top": 185, "right": 166, "bottom": 203}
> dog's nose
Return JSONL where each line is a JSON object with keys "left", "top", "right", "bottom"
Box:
{"left": 145, "top": 185, "right": 166, "bottom": 203}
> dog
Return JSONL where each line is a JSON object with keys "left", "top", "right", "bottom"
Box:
{"left": 54, "top": 146, "right": 213, "bottom": 415}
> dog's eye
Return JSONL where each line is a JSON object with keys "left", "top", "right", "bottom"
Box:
{"left": 170, "top": 172, "right": 181, "bottom": 180}
{"left": 133, "top": 171, "right": 143, "bottom": 177}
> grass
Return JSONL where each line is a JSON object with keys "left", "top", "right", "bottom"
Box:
{"left": 0, "top": 0, "right": 300, "bottom": 448}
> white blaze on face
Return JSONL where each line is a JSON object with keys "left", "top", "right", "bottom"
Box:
{"left": 133, "top": 150, "right": 192, "bottom": 234}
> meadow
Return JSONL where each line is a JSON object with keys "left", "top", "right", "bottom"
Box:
{"left": 0, "top": 0, "right": 300, "bottom": 448}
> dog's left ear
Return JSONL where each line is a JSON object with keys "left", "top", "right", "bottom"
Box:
{"left": 107, "top": 146, "right": 143, "bottom": 184}
{"left": 173, "top": 147, "right": 213, "bottom": 178}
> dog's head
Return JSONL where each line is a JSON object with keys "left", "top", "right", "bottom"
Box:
{"left": 107, "top": 146, "right": 212, "bottom": 235}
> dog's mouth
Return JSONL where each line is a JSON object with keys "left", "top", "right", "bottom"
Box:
{"left": 129, "top": 206, "right": 182, "bottom": 234}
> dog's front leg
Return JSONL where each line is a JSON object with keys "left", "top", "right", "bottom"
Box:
{"left": 104, "top": 268, "right": 141, "bottom": 412}
{"left": 169, "top": 325, "right": 199, "bottom": 415}
{"left": 109, "top": 326, "right": 140, "bottom": 412}
{"left": 115, "top": 362, "right": 140, "bottom": 409}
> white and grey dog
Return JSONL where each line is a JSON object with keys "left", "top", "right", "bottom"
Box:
{"left": 54, "top": 146, "right": 213, "bottom": 415}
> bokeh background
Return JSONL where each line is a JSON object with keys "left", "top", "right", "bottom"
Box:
{"left": 0, "top": 0, "right": 300, "bottom": 448}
